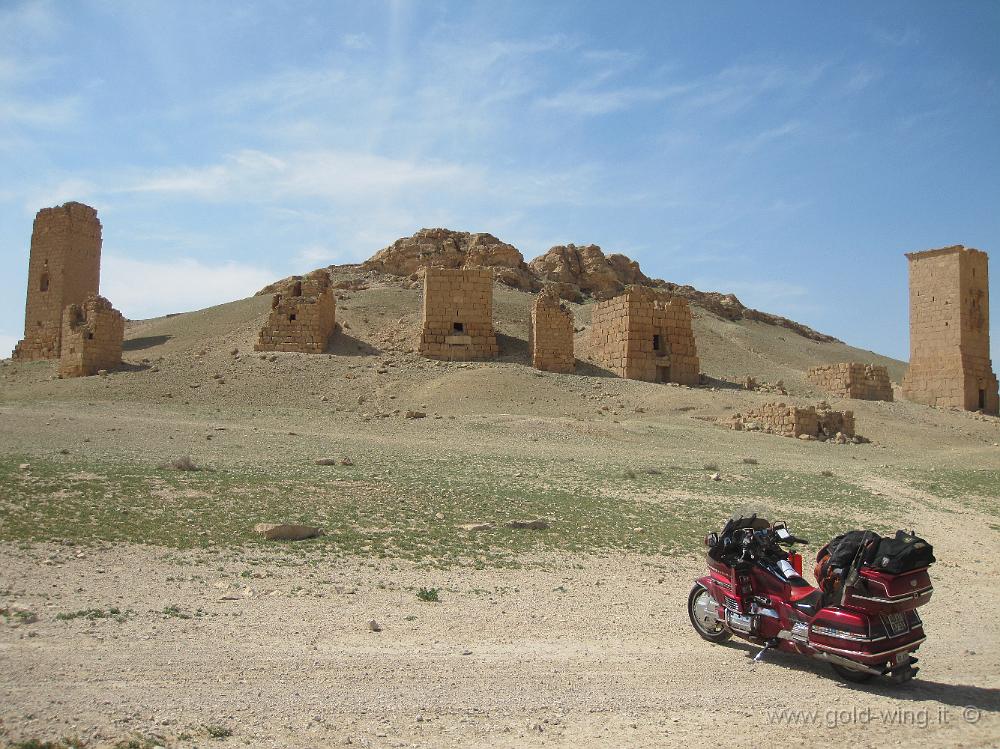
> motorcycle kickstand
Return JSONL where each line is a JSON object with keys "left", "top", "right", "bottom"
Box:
{"left": 754, "top": 638, "right": 779, "bottom": 662}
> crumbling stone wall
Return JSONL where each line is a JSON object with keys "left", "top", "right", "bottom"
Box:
{"left": 726, "top": 401, "right": 855, "bottom": 440}
{"left": 14, "top": 202, "right": 102, "bottom": 361}
{"left": 419, "top": 267, "right": 498, "bottom": 361}
{"left": 529, "top": 288, "right": 575, "bottom": 373}
{"left": 255, "top": 270, "right": 336, "bottom": 353}
{"left": 58, "top": 294, "right": 124, "bottom": 378}
{"left": 901, "top": 246, "right": 998, "bottom": 414}
{"left": 807, "top": 363, "right": 893, "bottom": 401}
{"left": 589, "top": 286, "right": 699, "bottom": 385}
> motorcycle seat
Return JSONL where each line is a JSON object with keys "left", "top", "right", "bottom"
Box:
{"left": 789, "top": 588, "right": 824, "bottom": 617}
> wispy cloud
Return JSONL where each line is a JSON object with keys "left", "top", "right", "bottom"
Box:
{"left": 866, "top": 25, "right": 921, "bottom": 48}
{"left": 538, "top": 84, "right": 688, "bottom": 115}
{"left": 122, "top": 149, "right": 474, "bottom": 202}
{"left": 725, "top": 120, "right": 802, "bottom": 154}
{"left": 342, "top": 32, "right": 373, "bottom": 50}
{"left": 102, "top": 254, "right": 275, "bottom": 319}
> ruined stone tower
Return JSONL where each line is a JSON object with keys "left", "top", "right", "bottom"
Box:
{"left": 14, "top": 202, "right": 102, "bottom": 361}
{"left": 901, "top": 246, "right": 998, "bottom": 414}
{"left": 419, "top": 267, "right": 498, "bottom": 361}
{"left": 255, "top": 270, "right": 337, "bottom": 353}
{"left": 529, "top": 287, "right": 575, "bottom": 373}
{"left": 58, "top": 294, "right": 124, "bottom": 378}
{"left": 590, "top": 286, "right": 699, "bottom": 385}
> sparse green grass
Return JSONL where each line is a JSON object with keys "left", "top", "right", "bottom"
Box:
{"left": 908, "top": 469, "right": 1000, "bottom": 511}
{"left": 112, "top": 737, "right": 165, "bottom": 749}
{"left": 416, "top": 587, "right": 441, "bottom": 602}
{"left": 0, "top": 607, "right": 37, "bottom": 625}
{"left": 9, "top": 739, "right": 86, "bottom": 749}
{"left": 0, "top": 453, "right": 897, "bottom": 566}
{"left": 55, "top": 607, "right": 130, "bottom": 623}
{"left": 205, "top": 724, "right": 233, "bottom": 739}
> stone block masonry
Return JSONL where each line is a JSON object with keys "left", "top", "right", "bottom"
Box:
{"left": 807, "top": 363, "right": 893, "bottom": 401}
{"left": 419, "top": 267, "right": 498, "bottom": 361}
{"left": 530, "top": 287, "right": 575, "bottom": 373}
{"left": 589, "top": 286, "right": 699, "bottom": 385}
{"left": 14, "top": 202, "right": 102, "bottom": 361}
{"left": 901, "top": 246, "right": 998, "bottom": 414}
{"left": 255, "top": 270, "right": 337, "bottom": 353}
{"left": 58, "top": 294, "right": 124, "bottom": 378}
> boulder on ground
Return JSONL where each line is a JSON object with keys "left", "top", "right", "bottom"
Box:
{"left": 253, "top": 523, "right": 323, "bottom": 541}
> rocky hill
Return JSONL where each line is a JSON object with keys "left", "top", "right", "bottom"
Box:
{"left": 359, "top": 229, "right": 837, "bottom": 343}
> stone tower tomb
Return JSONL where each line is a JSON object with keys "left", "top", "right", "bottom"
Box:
{"left": 14, "top": 202, "right": 102, "bottom": 360}
{"left": 589, "top": 286, "right": 700, "bottom": 385}
{"left": 418, "top": 267, "right": 498, "bottom": 361}
{"left": 901, "top": 245, "right": 998, "bottom": 414}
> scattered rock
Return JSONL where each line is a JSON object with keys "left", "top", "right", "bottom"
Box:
{"left": 711, "top": 472, "right": 721, "bottom": 481}
{"left": 253, "top": 523, "right": 323, "bottom": 541}
{"left": 405, "top": 410, "right": 426, "bottom": 419}
{"left": 18, "top": 463, "right": 29, "bottom": 470}
{"left": 368, "top": 619, "right": 382, "bottom": 632}
{"left": 507, "top": 519, "right": 549, "bottom": 530}
{"left": 163, "top": 455, "right": 201, "bottom": 471}
{"left": 314, "top": 458, "right": 338, "bottom": 466}
{"left": 457, "top": 523, "right": 493, "bottom": 532}
{"left": 340, "top": 457, "right": 354, "bottom": 466}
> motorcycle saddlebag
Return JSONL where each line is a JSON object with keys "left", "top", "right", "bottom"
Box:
{"left": 842, "top": 566, "right": 933, "bottom": 615}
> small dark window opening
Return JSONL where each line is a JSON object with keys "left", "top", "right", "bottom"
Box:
{"left": 453, "top": 322, "right": 464, "bottom": 332}
{"left": 86, "top": 332, "right": 94, "bottom": 340}
{"left": 39, "top": 273, "right": 49, "bottom": 292}
{"left": 37, "top": 320, "right": 43, "bottom": 327}
{"left": 289, "top": 314, "right": 297, "bottom": 321}
{"left": 652, "top": 334, "right": 661, "bottom": 352}
{"left": 291, "top": 281, "right": 302, "bottom": 297}
{"left": 980, "top": 389, "right": 987, "bottom": 410}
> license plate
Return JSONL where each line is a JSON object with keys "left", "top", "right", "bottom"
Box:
{"left": 884, "top": 612, "right": 908, "bottom": 636}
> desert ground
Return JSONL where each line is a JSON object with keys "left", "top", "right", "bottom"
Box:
{"left": 1, "top": 269, "right": 998, "bottom": 748}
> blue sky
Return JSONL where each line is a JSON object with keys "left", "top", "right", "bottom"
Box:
{"left": 1, "top": 0, "right": 998, "bottom": 363}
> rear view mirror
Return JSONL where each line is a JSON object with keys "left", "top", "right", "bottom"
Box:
{"left": 776, "top": 527, "right": 792, "bottom": 540}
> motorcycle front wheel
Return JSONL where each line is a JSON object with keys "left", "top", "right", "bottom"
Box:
{"left": 688, "top": 583, "right": 731, "bottom": 642}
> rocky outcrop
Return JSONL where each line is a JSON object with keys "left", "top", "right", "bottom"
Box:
{"left": 258, "top": 227, "right": 840, "bottom": 344}
{"left": 528, "top": 244, "right": 649, "bottom": 300}
{"left": 361, "top": 228, "right": 538, "bottom": 291}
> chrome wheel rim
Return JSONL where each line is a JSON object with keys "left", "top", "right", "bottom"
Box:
{"left": 692, "top": 587, "right": 724, "bottom": 634}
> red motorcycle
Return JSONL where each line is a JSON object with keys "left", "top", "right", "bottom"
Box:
{"left": 688, "top": 515, "right": 934, "bottom": 684}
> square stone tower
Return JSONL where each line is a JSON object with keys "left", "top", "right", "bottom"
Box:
{"left": 901, "top": 245, "right": 998, "bottom": 414}
{"left": 14, "top": 202, "right": 102, "bottom": 361}
{"left": 419, "top": 267, "right": 498, "bottom": 361}
{"left": 590, "top": 286, "right": 699, "bottom": 385}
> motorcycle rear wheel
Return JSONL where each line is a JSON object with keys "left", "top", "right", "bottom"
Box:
{"left": 688, "top": 583, "right": 731, "bottom": 642}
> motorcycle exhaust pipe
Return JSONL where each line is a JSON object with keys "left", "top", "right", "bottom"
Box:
{"left": 812, "top": 650, "right": 884, "bottom": 676}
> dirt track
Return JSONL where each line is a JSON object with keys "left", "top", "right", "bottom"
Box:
{"left": 2, "top": 526, "right": 997, "bottom": 748}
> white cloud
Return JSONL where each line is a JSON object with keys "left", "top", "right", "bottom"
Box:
{"left": 102, "top": 254, "right": 275, "bottom": 319}
{"left": 0, "top": 332, "right": 17, "bottom": 359}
